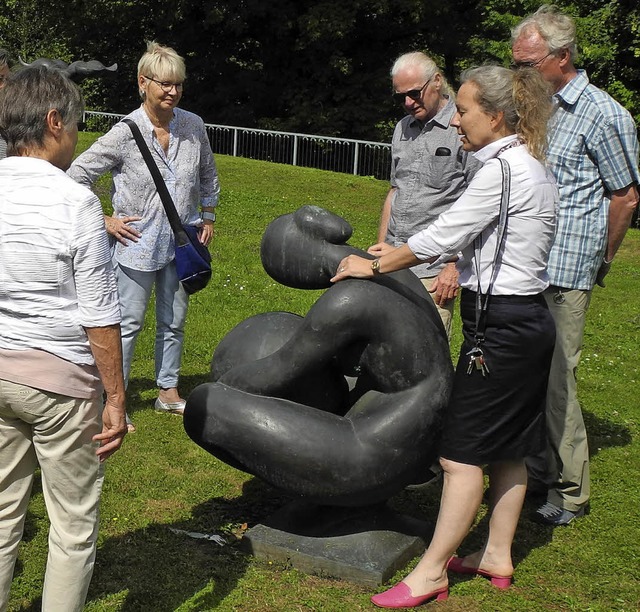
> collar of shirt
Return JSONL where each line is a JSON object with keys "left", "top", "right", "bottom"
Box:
{"left": 408, "top": 95, "right": 456, "bottom": 131}
{"left": 473, "top": 134, "right": 520, "bottom": 164}
{"left": 555, "top": 69, "right": 589, "bottom": 107}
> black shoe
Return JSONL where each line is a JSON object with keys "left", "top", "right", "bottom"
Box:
{"left": 534, "top": 501, "right": 589, "bottom": 526}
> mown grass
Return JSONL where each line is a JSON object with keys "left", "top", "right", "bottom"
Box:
{"left": 6, "top": 133, "right": 639, "bottom": 611}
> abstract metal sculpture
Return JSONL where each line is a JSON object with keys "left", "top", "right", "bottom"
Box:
{"left": 184, "top": 205, "right": 453, "bottom": 506}
{"left": 18, "top": 58, "right": 117, "bottom": 82}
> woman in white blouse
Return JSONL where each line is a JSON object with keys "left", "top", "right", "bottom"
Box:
{"left": 69, "top": 42, "right": 220, "bottom": 430}
{"left": 332, "top": 65, "right": 557, "bottom": 608}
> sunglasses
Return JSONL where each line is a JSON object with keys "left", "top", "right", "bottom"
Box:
{"left": 392, "top": 79, "right": 431, "bottom": 104}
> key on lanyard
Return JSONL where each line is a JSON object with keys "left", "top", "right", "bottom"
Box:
{"left": 466, "top": 346, "right": 490, "bottom": 377}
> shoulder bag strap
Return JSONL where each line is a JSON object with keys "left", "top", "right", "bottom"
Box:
{"left": 122, "top": 117, "right": 185, "bottom": 238}
{"left": 473, "top": 157, "right": 511, "bottom": 344}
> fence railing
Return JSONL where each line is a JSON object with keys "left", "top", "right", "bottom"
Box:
{"left": 83, "top": 110, "right": 392, "bottom": 181}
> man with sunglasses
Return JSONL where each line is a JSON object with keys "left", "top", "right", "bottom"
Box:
{"left": 376, "top": 52, "right": 481, "bottom": 340}
{"left": 511, "top": 5, "right": 640, "bottom": 526}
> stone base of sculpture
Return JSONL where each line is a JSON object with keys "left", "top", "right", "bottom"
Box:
{"left": 241, "top": 501, "right": 432, "bottom": 586}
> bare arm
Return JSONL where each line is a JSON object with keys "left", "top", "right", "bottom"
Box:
{"left": 85, "top": 324, "right": 127, "bottom": 461}
{"left": 331, "top": 244, "right": 424, "bottom": 282}
{"left": 596, "top": 184, "right": 639, "bottom": 287}
{"left": 377, "top": 188, "right": 396, "bottom": 243}
{"left": 606, "top": 184, "right": 639, "bottom": 261}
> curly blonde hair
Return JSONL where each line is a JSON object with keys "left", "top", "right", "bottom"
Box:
{"left": 461, "top": 65, "right": 553, "bottom": 162}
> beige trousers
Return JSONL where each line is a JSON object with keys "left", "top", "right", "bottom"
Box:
{"left": 420, "top": 276, "right": 456, "bottom": 341}
{"left": 539, "top": 288, "right": 592, "bottom": 511}
{"left": 0, "top": 380, "right": 103, "bottom": 612}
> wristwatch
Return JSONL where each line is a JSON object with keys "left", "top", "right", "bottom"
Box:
{"left": 202, "top": 211, "right": 216, "bottom": 222}
{"left": 371, "top": 258, "right": 381, "bottom": 274}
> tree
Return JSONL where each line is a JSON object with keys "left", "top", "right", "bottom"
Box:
{"left": 1, "top": 0, "right": 637, "bottom": 139}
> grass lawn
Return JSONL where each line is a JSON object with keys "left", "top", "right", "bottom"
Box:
{"left": 5, "top": 133, "right": 639, "bottom": 611}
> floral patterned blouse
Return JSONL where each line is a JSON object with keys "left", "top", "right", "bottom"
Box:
{"left": 68, "top": 106, "right": 220, "bottom": 271}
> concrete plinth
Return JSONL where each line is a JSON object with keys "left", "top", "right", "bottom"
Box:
{"left": 241, "top": 501, "right": 432, "bottom": 586}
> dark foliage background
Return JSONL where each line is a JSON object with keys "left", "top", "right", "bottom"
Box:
{"left": 1, "top": 0, "right": 638, "bottom": 142}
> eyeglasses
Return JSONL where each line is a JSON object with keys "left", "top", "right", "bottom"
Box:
{"left": 144, "top": 75, "right": 184, "bottom": 93}
{"left": 392, "top": 79, "right": 431, "bottom": 104}
{"left": 511, "top": 52, "right": 554, "bottom": 69}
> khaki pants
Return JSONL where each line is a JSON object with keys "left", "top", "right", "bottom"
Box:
{"left": 0, "top": 380, "right": 103, "bottom": 612}
{"left": 420, "top": 277, "right": 455, "bottom": 341}
{"left": 534, "top": 288, "right": 591, "bottom": 511}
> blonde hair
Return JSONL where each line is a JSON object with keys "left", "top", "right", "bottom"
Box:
{"left": 137, "top": 41, "right": 186, "bottom": 82}
{"left": 391, "top": 51, "right": 452, "bottom": 98}
{"left": 461, "top": 65, "right": 553, "bottom": 162}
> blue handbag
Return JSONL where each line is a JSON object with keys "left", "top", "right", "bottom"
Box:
{"left": 174, "top": 224, "right": 212, "bottom": 294}
{"left": 123, "top": 118, "right": 212, "bottom": 294}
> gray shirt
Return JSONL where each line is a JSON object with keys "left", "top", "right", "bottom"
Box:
{"left": 387, "top": 97, "right": 482, "bottom": 277}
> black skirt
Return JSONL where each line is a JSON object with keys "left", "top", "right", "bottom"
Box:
{"left": 439, "top": 289, "right": 555, "bottom": 465}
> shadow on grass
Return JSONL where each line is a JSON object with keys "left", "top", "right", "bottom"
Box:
{"left": 584, "top": 409, "right": 633, "bottom": 452}
{"left": 86, "top": 478, "right": 292, "bottom": 611}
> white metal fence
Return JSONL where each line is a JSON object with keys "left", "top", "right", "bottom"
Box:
{"left": 83, "top": 110, "right": 392, "bottom": 180}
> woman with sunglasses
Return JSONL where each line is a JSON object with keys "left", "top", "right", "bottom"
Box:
{"left": 69, "top": 42, "right": 220, "bottom": 431}
{"left": 332, "top": 65, "right": 557, "bottom": 608}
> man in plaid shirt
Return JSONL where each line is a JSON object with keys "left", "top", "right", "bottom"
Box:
{"left": 512, "top": 4, "right": 640, "bottom": 525}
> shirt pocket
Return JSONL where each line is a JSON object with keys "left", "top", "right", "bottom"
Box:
{"left": 424, "top": 155, "right": 461, "bottom": 191}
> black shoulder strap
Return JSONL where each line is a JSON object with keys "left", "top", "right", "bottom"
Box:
{"left": 122, "top": 118, "right": 184, "bottom": 237}
{"left": 473, "top": 157, "right": 511, "bottom": 343}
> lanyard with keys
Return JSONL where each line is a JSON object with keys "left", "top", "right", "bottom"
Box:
{"left": 467, "top": 157, "right": 512, "bottom": 378}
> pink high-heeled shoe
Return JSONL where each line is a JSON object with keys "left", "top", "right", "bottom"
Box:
{"left": 371, "top": 582, "right": 449, "bottom": 608}
{"left": 447, "top": 556, "right": 512, "bottom": 589}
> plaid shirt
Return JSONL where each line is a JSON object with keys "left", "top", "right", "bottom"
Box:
{"left": 546, "top": 70, "right": 640, "bottom": 290}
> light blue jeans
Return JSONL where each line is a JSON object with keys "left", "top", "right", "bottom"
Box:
{"left": 115, "top": 261, "right": 189, "bottom": 389}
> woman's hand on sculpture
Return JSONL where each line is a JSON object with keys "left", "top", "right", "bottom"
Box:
{"left": 330, "top": 255, "right": 374, "bottom": 282}
{"left": 105, "top": 215, "right": 142, "bottom": 245}
{"left": 367, "top": 242, "right": 395, "bottom": 258}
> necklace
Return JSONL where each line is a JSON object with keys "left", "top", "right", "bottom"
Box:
{"left": 495, "top": 138, "right": 523, "bottom": 157}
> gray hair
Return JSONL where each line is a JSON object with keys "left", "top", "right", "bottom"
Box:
{"left": 511, "top": 4, "right": 577, "bottom": 62}
{"left": 0, "top": 48, "right": 11, "bottom": 68}
{"left": 0, "top": 66, "right": 84, "bottom": 155}
{"left": 391, "top": 51, "right": 451, "bottom": 97}
{"left": 460, "top": 65, "right": 552, "bottom": 162}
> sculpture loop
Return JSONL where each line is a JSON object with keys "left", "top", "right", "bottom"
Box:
{"left": 184, "top": 205, "right": 453, "bottom": 506}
